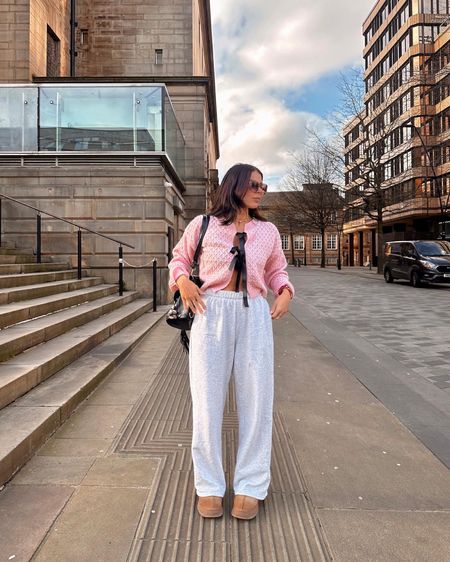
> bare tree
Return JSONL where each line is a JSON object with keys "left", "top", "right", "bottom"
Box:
{"left": 282, "top": 149, "right": 345, "bottom": 268}
{"left": 307, "top": 66, "right": 411, "bottom": 273}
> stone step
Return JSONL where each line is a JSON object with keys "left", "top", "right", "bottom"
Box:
{"left": 0, "top": 297, "right": 154, "bottom": 411}
{"left": 0, "top": 254, "right": 40, "bottom": 264}
{"left": 0, "top": 305, "right": 165, "bottom": 486}
{"left": 0, "top": 269, "right": 78, "bottom": 290}
{"left": 0, "top": 292, "right": 140, "bottom": 363}
{"left": 0, "top": 241, "right": 17, "bottom": 249}
{"left": 0, "top": 247, "right": 36, "bottom": 255}
{"left": 0, "top": 262, "right": 70, "bottom": 275}
{"left": 0, "top": 276, "right": 103, "bottom": 305}
{"left": 0, "top": 284, "right": 118, "bottom": 329}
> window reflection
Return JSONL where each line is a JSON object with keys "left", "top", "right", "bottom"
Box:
{"left": 416, "top": 240, "right": 450, "bottom": 256}
{"left": 39, "top": 86, "right": 162, "bottom": 152}
{"left": 0, "top": 84, "right": 185, "bottom": 179}
{"left": 0, "top": 88, "right": 38, "bottom": 151}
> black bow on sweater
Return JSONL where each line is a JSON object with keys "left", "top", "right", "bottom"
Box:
{"left": 229, "top": 231, "right": 249, "bottom": 307}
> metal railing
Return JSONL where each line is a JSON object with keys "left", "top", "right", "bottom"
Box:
{"left": 0, "top": 193, "right": 134, "bottom": 296}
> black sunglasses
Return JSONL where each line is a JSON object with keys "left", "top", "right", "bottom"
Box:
{"left": 248, "top": 180, "right": 268, "bottom": 193}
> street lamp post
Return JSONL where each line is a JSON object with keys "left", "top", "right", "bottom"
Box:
{"left": 404, "top": 119, "right": 449, "bottom": 240}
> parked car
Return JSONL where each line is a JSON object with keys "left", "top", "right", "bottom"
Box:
{"left": 383, "top": 240, "right": 450, "bottom": 287}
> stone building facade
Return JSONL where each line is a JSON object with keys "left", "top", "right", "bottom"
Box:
{"left": 0, "top": 0, "right": 219, "bottom": 299}
{"left": 0, "top": 0, "right": 71, "bottom": 81}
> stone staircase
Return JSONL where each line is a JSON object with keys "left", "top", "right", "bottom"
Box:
{"left": 0, "top": 244, "right": 166, "bottom": 486}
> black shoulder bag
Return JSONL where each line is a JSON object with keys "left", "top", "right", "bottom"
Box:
{"left": 166, "top": 214, "right": 210, "bottom": 352}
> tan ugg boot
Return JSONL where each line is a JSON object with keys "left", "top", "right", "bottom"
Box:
{"left": 231, "top": 495, "right": 259, "bottom": 520}
{"left": 197, "top": 495, "right": 223, "bottom": 518}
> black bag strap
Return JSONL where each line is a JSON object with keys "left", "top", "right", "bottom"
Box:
{"left": 191, "top": 214, "right": 210, "bottom": 275}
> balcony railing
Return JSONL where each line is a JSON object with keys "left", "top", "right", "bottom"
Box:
{"left": 0, "top": 84, "right": 185, "bottom": 178}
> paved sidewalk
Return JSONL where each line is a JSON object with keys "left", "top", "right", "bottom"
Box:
{"left": 295, "top": 264, "right": 382, "bottom": 280}
{"left": 0, "top": 308, "right": 449, "bottom": 561}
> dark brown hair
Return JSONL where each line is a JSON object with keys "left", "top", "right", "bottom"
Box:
{"left": 209, "top": 163, "right": 267, "bottom": 225}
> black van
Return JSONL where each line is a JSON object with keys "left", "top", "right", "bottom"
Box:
{"left": 383, "top": 240, "right": 450, "bottom": 287}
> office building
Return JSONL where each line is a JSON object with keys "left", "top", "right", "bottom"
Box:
{"left": 344, "top": 0, "right": 449, "bottom": 266}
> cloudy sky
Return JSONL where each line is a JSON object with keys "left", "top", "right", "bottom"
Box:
{"left": 210, "top": 0, "right": 376, "bottom": 187}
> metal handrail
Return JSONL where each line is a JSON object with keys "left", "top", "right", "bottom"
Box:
{"left": 0, "top": 193, "right": 134, "bottom": 248}
{"left": 0, "top": 193, "right": 135, "bottom": 296}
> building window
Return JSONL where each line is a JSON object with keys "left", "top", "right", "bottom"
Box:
{"left": 80, "top": 29, "right": 88, "bottom": 46}
{"left": 403, "top": 125, "right": 412, "bottom": 142}
{"left": 312, "top": 235, "right": 322, "bottom": 250}
{"left": 155, "top": 49, "right": 163, "bottom": 65}
{"left": 424, "top": 0, "right": 450, "bottom": 13}
{"left": 327, "top": 234, "right": 337, "bottom": 250}
{"left": 385, "top": 161, "right": 392, "bottom": 180}
{"left": 386, "top": 134, "right": 392, "bottom": 151}
{"left": 281, "top": 234, "right": 289, "bottom": 251}
{"left": 46, "top": 26, "right": 61, "bottom": 78}
{"left": 294, "top": 235, "right": 304, "bottom": 250}
{"left": 401, "top": 92, "right": 411, "bottom": 114}
{"left": 403, "top": 150, "right": 412, "bottom": 171}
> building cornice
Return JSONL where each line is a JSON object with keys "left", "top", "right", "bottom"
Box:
{"left": 33, "top": 75, "right": 211, "bottom": 85}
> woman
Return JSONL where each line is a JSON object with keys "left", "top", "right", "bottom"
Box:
{"left": 168, "top": 163, "right": 295, "bottom": 520}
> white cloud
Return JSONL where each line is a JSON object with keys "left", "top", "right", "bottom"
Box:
{"left": 215, "top": 76, "right": 323, "bottom": 183}
{"left": 210, "top": 0, "right": 375, "bottom": 188}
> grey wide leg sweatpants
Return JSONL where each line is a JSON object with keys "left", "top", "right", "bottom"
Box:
{"left": 188, "top": 290, "right": 274, "bottom": 500}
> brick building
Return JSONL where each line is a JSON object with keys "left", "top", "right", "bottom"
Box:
{"left": 0, "top": 0, "right": 219, "bottom": 297}
{"left": 344, "top": 0, "right": 450, "bottom": 267}
{"left": 260, "top": 191, "right": 341, "bottom": 267}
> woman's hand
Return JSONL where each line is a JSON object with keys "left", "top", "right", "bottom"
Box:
{"left": 270, "top": 289, "right": 291, "bottom": 320}
{"left": 176, "top": 275, "right": 206, "bottom": 314}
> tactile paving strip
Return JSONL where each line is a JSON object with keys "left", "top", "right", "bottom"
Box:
{"left": 115, "top": 338, "right": 332, "bottom": 562}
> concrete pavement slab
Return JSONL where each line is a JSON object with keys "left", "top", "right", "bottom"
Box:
{"left": 108, "top": 363, "right": 158, "bottom": 383}
{"left": 0, "top": 484, "right": 73, "bottom": 562}
{"left": 11, "top": 455, "right": 95, "bottom": 486}
{"left": 274, "top": 318, "right": 377, "bottom": 406}
{"left": 37, "top": 438, "right": 113, "bottom": 457}
{"left": 316, "top": 509, "right": 450, "bottom": 562}
{"left": 279, "top": 398, "right": 450, "bottom": 510}
{"left": 33, "top": 486, "right": 148, "bottom": 562}
{"left": 82, "top": 457, "right": 160, "bottom": 488}
{"left": 85, "top": 381, "right": 147, "bottom": 406}
{"left": 53, "top": 404, "right": 132, "bottom": 439}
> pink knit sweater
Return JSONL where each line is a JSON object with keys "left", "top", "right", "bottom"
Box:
{"left": 168, "top": 215, "right": 295, "bottom": 299}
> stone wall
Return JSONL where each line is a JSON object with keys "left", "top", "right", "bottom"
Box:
{"left": 0, "top": 160, "right": 187, "bottom": 299}
{"left": 192, "top": 0, "right": 207, "bottom": 76}
{"left": 0, "top": 0, "right": 219, "bottom": 297}
{"left": 76, "top": 0, "right": 193, "bottom": 77}
{"left": 0, "top": 0, "right": 30, "bottom": 82}
{"left": 0, "top": 0, "right": 70, "bottom": 82}
{"left": 29, "top": 0, "right": 70, "bottom": 78}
